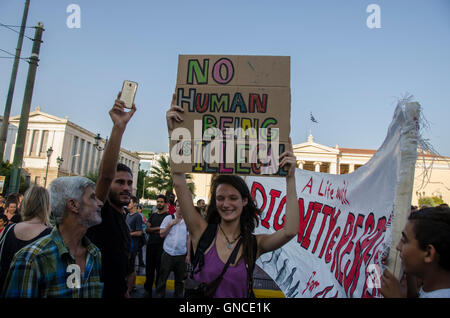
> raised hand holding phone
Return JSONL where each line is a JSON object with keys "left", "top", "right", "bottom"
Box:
{"left": 119, "top": 80, "right": 138, "bottom": 109}
{"left": 111, "top": 91, "right": 137, "bottom": 130}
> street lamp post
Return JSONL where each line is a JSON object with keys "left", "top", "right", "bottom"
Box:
{"left": 44, "top": 146, "right": 53, "bottom": 188}
{"left": 94, "top": 133, "right": 107, "bottom": 151}
{"left": 56, "top": 156, "right": 63, "bottom": 177}
{"left": 94, "top": 133, "right": 107, "bottom": 172}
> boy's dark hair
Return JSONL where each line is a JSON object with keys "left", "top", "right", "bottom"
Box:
{"left": 409, "top": 206, "right": 450, "bottom": 271}
{"left": 130, "top": 195, "right": 138, "bottom": 204}
{"left": 157, "top": 194, "right": 167, "bottom": 203}
{"left": 117, "top": 163, "right": 132, "bottom": 176}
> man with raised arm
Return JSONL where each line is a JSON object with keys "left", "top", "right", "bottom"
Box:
{"left": 86, "top": 93, "right": 136, "bottom": 298}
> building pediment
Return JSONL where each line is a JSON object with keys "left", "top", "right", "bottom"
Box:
{"left": 293, "top": 135, "right": 339, "bottom": 155}
{"left": 9, "top": 107, "right": 68, "bottom": 124}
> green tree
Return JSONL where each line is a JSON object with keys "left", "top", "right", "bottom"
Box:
{"left": 147, "top": 156, "right": 195, "bottom": 195}
{"left": 1, "top": 161, "right": 29, "bottom": 195}
{"left": 419, "top": 196, "right": 445, "bottom": 207}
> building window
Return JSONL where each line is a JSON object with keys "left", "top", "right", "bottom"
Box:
{"left": 78, "top": 139, "right": 85, "bottom": 175}
{"left": 39, "top": 130, "right": 49, "bottom": 157}
{"left": 71, "top": 136, "right": 79, "bottom": 174}
{"left": 340, "top": 164, "right": 349, "bottom": 174}
{"left": 355, "top": 164, "right": 363, "bottom": 170}
{"left": 303, "top": 161, "right": 315, "bottom": 171}
{"left": 320, "top": 163, "right": 329, "bottom": 173}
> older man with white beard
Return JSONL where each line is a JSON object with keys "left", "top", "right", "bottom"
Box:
{"left": 3, "top": 176, "right": 104, "bottom": 298}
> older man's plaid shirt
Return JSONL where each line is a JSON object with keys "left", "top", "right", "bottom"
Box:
{"left": 3, "top": 226, "right": 103, "bottom": 298}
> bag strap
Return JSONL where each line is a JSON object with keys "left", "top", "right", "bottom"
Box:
{"left": 0, "top": 224, "right": 16, "bottom": 262}
{"left": 190, "top": 223, "right": 217, "bottom": 274}
{"left": 246, "top": 234, "right": 258, "bottom": 297}
{"left": 216, "top": 238, "right": 242, "bottom": 279}
{"left": 205, "top": 238, "right": 242, "bottom": 297}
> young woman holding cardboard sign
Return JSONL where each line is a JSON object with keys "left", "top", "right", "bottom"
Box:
{"left": 166, "top": 94, "right": 299, "bottom": 298}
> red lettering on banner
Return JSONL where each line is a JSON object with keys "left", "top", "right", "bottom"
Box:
{"left": 302, "top": 271, "right": 320, "bottom": 295}
{"left": 273, "top": 196, "right": 286, "bottom": 231}
{"left": 302, "top": 177, "right": 313, "bottom": 194}
{"left": 251, "top": 182, "right": 267, "bottom": 213}
{"left": 301, "top": 202, "right": 323, "bottom": 250}
{"left": 362, "top": 217, "right": 386, "bottom": 264}
{"left": 331, "top": 213, "right": 355, "bottom": 284}
{"left": 336, "top": 180, "right": 350, "bottom": 205}
{"left": 325, "top": 227, "right": 340, "bottom": 263}
{"left": 319, "top": 208, "right": 341, "bottom": 259}
{"left": 352, "top": 216, "right": 386, "bottom": 297}
{"left": 340, "top": 214, "right": 365, "bottom": 294}
{"left": 261, "top": 189, "right": 281, "bottom": 229}
{"left": 297, "top": 198, "right": 314, "bottom": 247}
{"left": 347, "top": 213, "right": 376, "bottom": 297}
{"left": 318, "top": 178, "right": 334, "bottom": 200}
{"left": 311, "top": 205, "right": 333, "bottom": 254}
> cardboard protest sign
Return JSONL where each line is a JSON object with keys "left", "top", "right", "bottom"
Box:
{"left": 245, "top": 102, "right": 419, "bottom": 298}
{"left": 170, "top": 55, "right": 291, "bottom": 176}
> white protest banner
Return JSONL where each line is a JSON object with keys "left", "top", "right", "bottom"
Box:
{"left": 245, "top": 101, "right": 419, "bottom": 298}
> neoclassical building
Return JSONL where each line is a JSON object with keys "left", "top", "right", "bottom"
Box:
{"left": 3, "top": 106, "right": 140, "bottom": 194}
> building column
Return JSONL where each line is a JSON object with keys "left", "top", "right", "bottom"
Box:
{"left": 330, "top": 162, "right": 337, "bottom": 174}
{"left": 314, "top": 161, "right": 322, "bottom": 172}
{"left": 297, "top": 160, "right": 305, "bottom": 169}
{"left": 36, "top": 130, "right": 43, "bottom": 156}
{"left": 349, "top": 164, "right": 355, "bottom": 173}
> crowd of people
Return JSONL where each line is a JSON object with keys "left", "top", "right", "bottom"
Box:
{"left": 0, "top": 92, "right": 448, "bottom": 299}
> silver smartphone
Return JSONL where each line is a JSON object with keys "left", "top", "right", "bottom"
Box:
{"left": 119, "top": 80, "right": 138, "bottom": 109}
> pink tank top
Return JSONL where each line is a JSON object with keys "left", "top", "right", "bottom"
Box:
{"left": 193, "top": 233, "right": 247, "bottom": 298}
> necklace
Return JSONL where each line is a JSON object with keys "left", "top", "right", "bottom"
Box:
{"left": 219, "top": 224, "right": 240, "bottom": 249}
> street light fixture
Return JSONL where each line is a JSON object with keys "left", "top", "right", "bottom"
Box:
{"left": 56, "top": 156, "right": 63, "bottom": 177}
{"left": 94, "top": 133, "right": 107, "bottom": 151}
{"left": 44, "top": 146, "right": 53, "bottom": 188}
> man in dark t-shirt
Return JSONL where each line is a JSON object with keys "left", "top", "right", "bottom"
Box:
{"left": 86, "top": 181, "right": 132, "bottom": 298}
{"left": 125, "top": 195, "right": 143, "bottom": 292}
{"left": 86, "top": 92, "right": 136, "bottom": 298}
{"left": 144, "top": 194, "right": 169, "bottom": 295}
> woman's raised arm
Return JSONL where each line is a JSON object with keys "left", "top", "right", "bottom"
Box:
{"left": 256, "top": 139, "right": 299, "bottom": 257}
{"left": 166, "top": 94, "right": 207, "bottom": 245}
